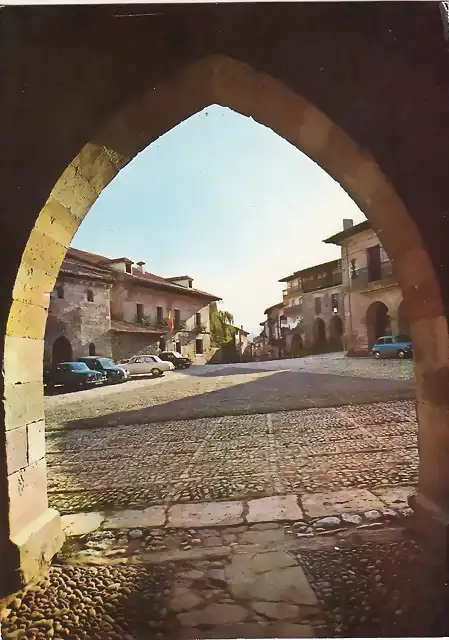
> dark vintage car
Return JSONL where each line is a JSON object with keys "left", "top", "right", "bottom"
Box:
{"left": 77, "top": 356, "right": 129, "bottom": 384}
{"left": 45, "top": 362, "right": 106, "bottom": 391}
{"left": 159, "top": 350, "right": 192, "bottom": 369}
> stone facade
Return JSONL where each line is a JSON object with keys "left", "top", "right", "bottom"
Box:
{"left": 324, "top": 221, "right": 409, "bottom": 356}
{"left": 44, "top": 248, "right": 220, "bottom": 366}
{"left": 279, "top": 260, "right": 344, "bottom": 354}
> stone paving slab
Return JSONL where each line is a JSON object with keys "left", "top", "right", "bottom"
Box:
{"left": 168, "top": 501, "right": 244, "bottom": 528}
{"left": 102, "top": 505, "right": 166, "bottom": 529}
{"left": 372, "top": 485, "right": 416, "bottom": 509}
{"left": 301, "top": 489, "right": 386, "bottom": 519}
{"left": 247, "top": 495, "right": 303, "bottom": 523}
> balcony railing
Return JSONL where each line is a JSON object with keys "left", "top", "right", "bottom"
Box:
{"left": 302, "top": 272, "right": 342, "bottom": 293}
{"left": 283, "top": 283, "right": 303, "bottom": 296}
{"left": 283, "top": 273, "right": 342, "bottom": 297}
{"left": 348, "top": 261, "right": 396, "bottom": 291}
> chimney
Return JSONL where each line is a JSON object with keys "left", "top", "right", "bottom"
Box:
{"left": 343, "top": 219, "right": 353, "bottom": 231}
{"left": 136, "top": 261, "right": 145, "bottom": 274}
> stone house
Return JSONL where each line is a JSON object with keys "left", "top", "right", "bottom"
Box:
{"left": 279, "top": 260, "right": 344, "bottom": 353}
{"left": 45, "top": 248, "right": 221, "bottom": 365}
{"left": 263, "top": 302, "right": 285, "bottom": 358}
{"left": 323, "top": 219, "right": 409, "bottom": 356}
{"left": 231, "top": 325, "right": 252, "bottom": 360}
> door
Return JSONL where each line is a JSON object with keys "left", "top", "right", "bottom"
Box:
{"left": 383, "top": 336, "right": 393, "bottom": 356}
{"left": 374, "top": 337, "right": 384, "bottom": 354}
{"left": 366, "top": 245, "right": 381, "bottom": 282}
{"left": 128, "top": 357, "right": 145, "bottom": 374}
{"left": 144, "top": 356, "right": 159, "bottom": 372}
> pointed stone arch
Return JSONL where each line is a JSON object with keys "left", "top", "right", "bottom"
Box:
{"left": 3, "top": 53, "right": 448, "bottom": 588}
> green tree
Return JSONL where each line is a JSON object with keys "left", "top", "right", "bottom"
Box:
{"left": 209, "top": 303, "right": 235, "bottom": 347}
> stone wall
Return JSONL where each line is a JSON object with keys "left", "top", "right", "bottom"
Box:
{"left": 44, "top": 278, "right": 112, "bottom": 363}
{"left": 340, "top": 227, "right": 405, "bottom": 355}
{"left": 111, "top": 280, "right": 214, "bottom": 364}
{"left": 300, "top": 286, "right": 344, "bottom": 350}
{"left": 111, "top": 332, "right": 160, "bottom": 361}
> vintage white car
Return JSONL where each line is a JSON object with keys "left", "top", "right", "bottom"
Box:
{"left": 119, "top": 355, "right": 175, "bottom": 378}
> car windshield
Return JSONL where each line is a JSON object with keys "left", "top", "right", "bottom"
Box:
{"left": 171, "top": 352, "right": 183, "bottom": 358}
{"left": 97, "top": 358, "right": 116, "bottom": 367}
{"left": 70, "top": 362, "right": 90, "bottom": 371}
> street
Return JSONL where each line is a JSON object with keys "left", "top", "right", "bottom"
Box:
{"left": 44, "top": 353, "right": 415, "bottom": 430}
{"left": 6, "top": 355, "right": 448, "bottom": 640}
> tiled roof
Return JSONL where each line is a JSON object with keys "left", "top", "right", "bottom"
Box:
{"left": 264, "top": 302, "right": 284, "bottom": 315}
{"left": 128, "top": 267, "right": 220, "bottom": 300}
{"left": 60, "top": 250, "right": 115, "bottom": 282}
{"left": 279, "top": 258, "right": 341, "bottom": 283}
{"left": 110, "top": 320, "right": 164, "bottom": 334}
{"left": 322, "top": 220, "right": 371, "bottom": 245}
{"left": 66, "top": 247, "right": 221, "bottom": 301}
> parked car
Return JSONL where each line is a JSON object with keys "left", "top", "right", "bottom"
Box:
{"left": 159, "top": 351, "right": 192, "bottom": 369}
{"left": 77, "top": 356, "right": 129, "bottom": 384}
{"left": 46, "top": 362, "right": 107, "bottom": 391}
{"left": 371, "top": 335, "right": 413, "bottom": 359}
{"left": 119, "top": 355, "right": 175, "bottom": 378}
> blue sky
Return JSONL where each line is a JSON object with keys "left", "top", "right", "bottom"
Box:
{"left": 73, "top": 105, "right": 365, "bottom": 336}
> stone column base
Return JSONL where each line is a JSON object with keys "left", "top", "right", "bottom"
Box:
{"left": 4, "top": 508, "right": 65, "bottom": 596}
{"left": 409, "top": 492, "right": 449, "bottom": 571}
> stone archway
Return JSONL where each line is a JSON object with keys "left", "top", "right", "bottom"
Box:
{"left": 290, "top": 333, "right": 304, "bottom": 357}
{"left": 328, "top": 314, "right": 344, "bottom": 349}
{"left": 51, "top": 336, "right": 72, "bottom": 365}
{"left": 366, "top": 301, "right": 391, "bottom": 349}
{"left": 2, "top": 49, "right": 449, "bottom": 589}
{"left": 313, "top": 318, "right": 327, "bottom": 347}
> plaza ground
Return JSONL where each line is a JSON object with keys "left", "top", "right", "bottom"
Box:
{"left": 4, "top": 354, "right": 448, "bottom": 639}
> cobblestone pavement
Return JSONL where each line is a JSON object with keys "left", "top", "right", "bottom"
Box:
{"left": 4, "top": 526, "right": 449, "bottom": 639}
{"left": 44, "top": 354, "right": 415, "bottom": 430}
{"left": 4, "top": 357, "right": 430, "bottom": 639}
{"left": 46, "top": 400, "right": 417, "bottom": 514}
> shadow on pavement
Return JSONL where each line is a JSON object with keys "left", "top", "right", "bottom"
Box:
{"left": 56, "top": 369, "right": 415, "bottom": 431}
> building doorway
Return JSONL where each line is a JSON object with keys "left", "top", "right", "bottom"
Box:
{"left": 366, "top": 301, "right": 391, "bottom": 349}
{"left": 52, "top": 336, "right": 73, "bottom": 365}
{"left": 313, "top": 317, "right": 327, "bottom": 347}
{"left": 329, "top": 314, "right": 344, "bottom": 349}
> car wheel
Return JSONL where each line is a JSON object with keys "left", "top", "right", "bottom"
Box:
{"left": 398, "top": 349, "right": 406, "bottom": 359}
{"left": 151, "top": 368, "right": 162, "bottom": 377}
{"left": 373, "top": 351, "right": 381, "bottom": 359}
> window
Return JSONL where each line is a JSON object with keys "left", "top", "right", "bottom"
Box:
{"left": 195, "top": 339, "right": 204, "bottom": 355}
{"left": 195, "top": 312, "right": 201, "bottom": 327}
{"left": 174, "top": 309, "right": 181, "bottom": 330}
{"left": 89, "top": 343, "right": 96, "bottom": 356}
{"left": 377, "top": 338, "right": 385, "bottom": 345}
{"left": 134, "top": 357, "right": 144, "bottom": 363}
{"left": 125, "top": 263, "right": 132, "bottom": 274}
{"left": 331, "top": 293, "right": 339, "bottom": 313}
{"left": 145, "top": 356, "right": 157, "bottom": 363}
{"left": 136, "top": 303, "right": 144, "bottom": 322}
{"left": 188, "top": 280, "right": 193, "bottom": 289}
{"left": 367, "top": 244, "right": 382, "bottom": 282}
{"left": 384, "top": 337, "right": 393, "bottom": 344}
{"left": 87, "top": 289, "right": 94, "bottom": 302}
{"left": 156, "top": 306, "right": 163, "bottom": 324}
{"left": 176, "top": 341, "right": 181, "bottom": 353}
{"left": 314, "top": 297, "right": 322, "bottom": 315}
{"left": 56, "top": 285, "right": 64, "bottom": 299}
